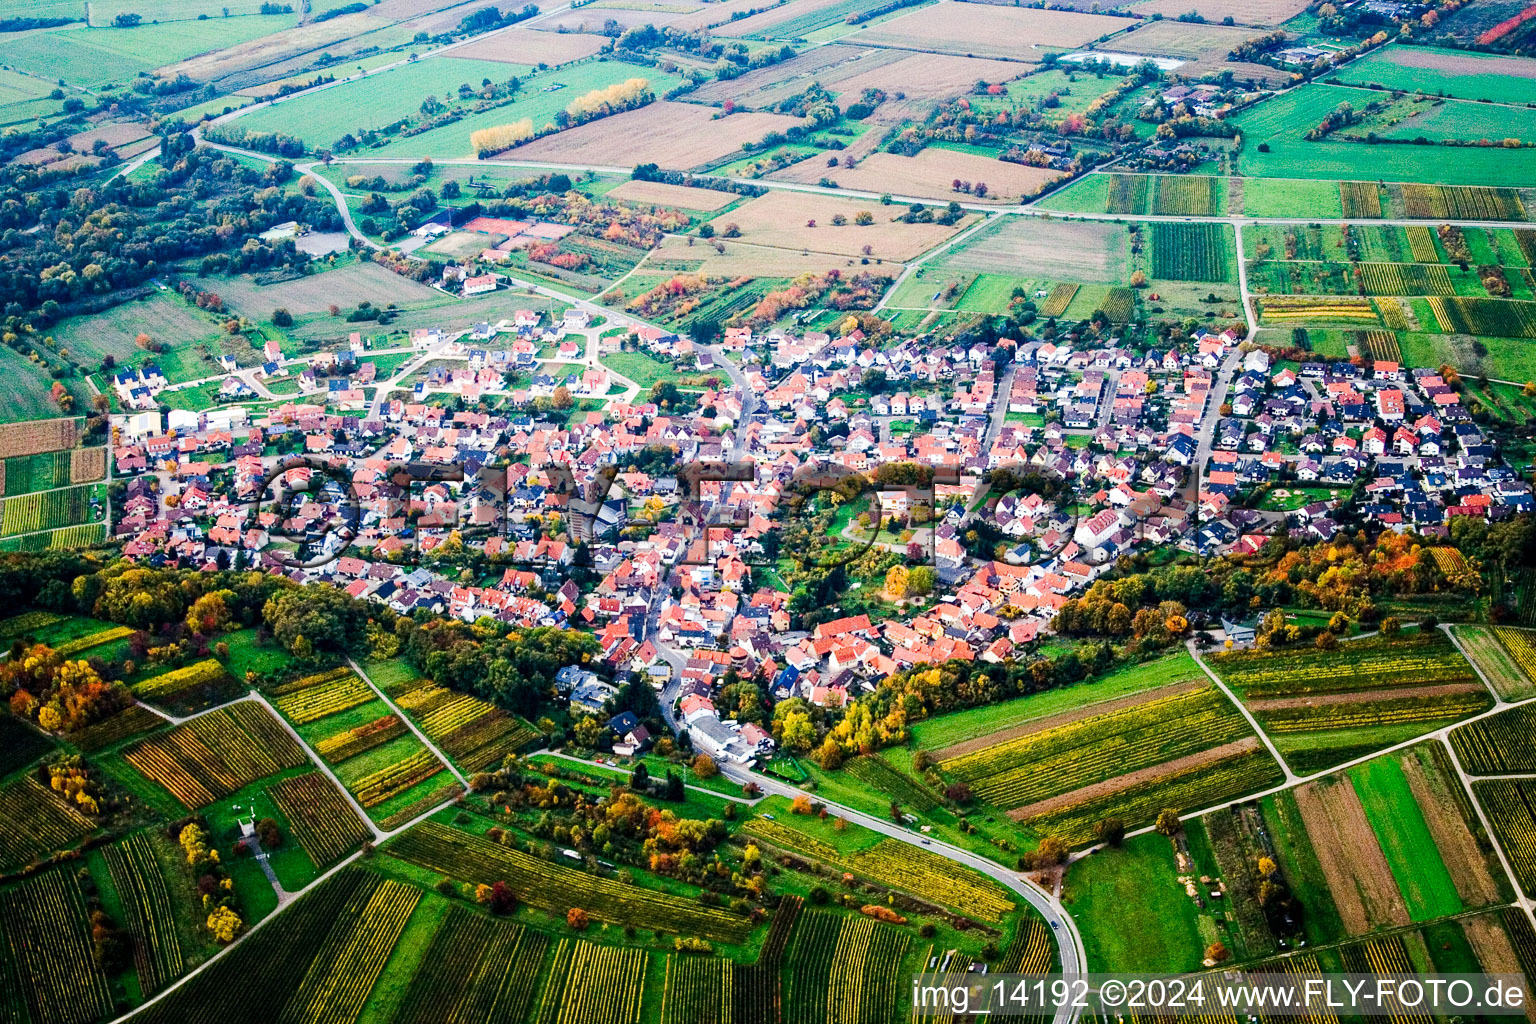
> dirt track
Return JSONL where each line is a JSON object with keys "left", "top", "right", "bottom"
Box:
{"left": 1292, "top": 776, "right": 1409, "bottom": 934}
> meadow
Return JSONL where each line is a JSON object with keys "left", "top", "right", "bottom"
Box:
{"left": 1232, "top": 82, "right": 1536, "bottom": 186}
{"left": 1331, "top": 45, "right": 1536, "bottom": 105}
{"left": 2, "top": 17, "right": 297, "bottom": 87}
{"left": 231, "top": 56, "right": 530, "bottom": 150}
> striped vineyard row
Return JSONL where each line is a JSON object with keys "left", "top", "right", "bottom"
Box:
{"left": 732, "top": 896, "right": 802, "bottom": 1024}
{"left": 0, "top": 868, "right": 114, "bottom": 1024}
{"left": 268, "top": 772, "right": 372, "bottom": 867}
{"left": 1474, "top": 779, "right": 1536, "bottom": 896}
{"left": 0, "top": 775, "right": 95, "bottom": 872}
{"left": 388, "top": 821, "right": 754, "bottom": 943}
{"left": 123, "top": 702, "right": 305, "bottom": 809}
{"left": 396, "top": 904, "right": 548, "bottom": 1024}
{"left": 102, "top": 831, "right": 186, "bottom": 996}
{"left": 536, "top": 939, "right": 648, "bottom": 1024}
{"left": 1256, "top": 690, "right": 1489, "bottom": 733}
{"left": 272, "top": 672, "right": 374, "bottom": 725}
{"left": 351, "top": 748, "right": 444, "bottom": 808}
{"left": 662, "top": 954, "right": 732, "bottom": 1024}
{"left": 315, "top": 714, "right": 406, "bottom": 764}
{"left": 1023, "top": 746, "right": 1285, "bottom": 847}
{"left": 278, "top": 878, "right": 420, "bottom": 1024}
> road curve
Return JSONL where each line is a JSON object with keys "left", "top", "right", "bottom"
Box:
{"left": 721, "top": 762, "right": 1089, "bottom": 1024}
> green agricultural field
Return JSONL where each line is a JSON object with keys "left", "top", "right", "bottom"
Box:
{"left": 231, "top": 57, "right": 531, "bottom": 151}
{"left": 49, "top": 292, "right": 219, "bottom": 370}
{"left": 1377, "top": 98, "right": 1536, "bottom": 144}
{"left": 1399, "top": 331, "right": 1536, "bottom": 380}
{"left": 1064, "top": 833, "right": 1205, "bottom": 973}
{"left": 362, "top": 62, "right": 686, "bottom": 160}
{"left": 1032, "top": 173, "right": 1109, "bottom": 213}
{"left": 1350, "top": 754, "right": 1462, "bottom": 921}
{"left": 1232, "top": 82, "right": 1536, "bottom": 186}
{"left": 0, "top": 347, "right": 87, "bottom": 425}
{"left": 1242, "top": 178, "right": 1346, "bottom": 218}
{"left": 954, "top": 273, "right": 1031, "bottom": 313}
{"left": 2, "top": 18, "right": 297, "bottom": 87}
{"left": 1331, "top": 45, "right": 1536, "bottom": 105}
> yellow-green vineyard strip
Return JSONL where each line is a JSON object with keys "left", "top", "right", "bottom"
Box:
{"left": 102, "top": 831, "right": 186, "bottom": 996}
{"left": 123, "top": 703, "right": 305, "bottom": 809}
{"left": 662, "top": 953, "right": 732, "bottom": 1024}
{"left": 395, "top": 904, "right": 549, "bottom": 1024}
{"left": 396, "top": 682, "right": 540, "bottom": 770}
{"left": 1473, "top": 779, "right": 1536, "bottom": 895}
{"left": 272, "top": 670, "right": 373, "bottom": 725}
{"left": 536, "top": 939, "right": 648, "bottom": 1024}
{"left": 1209, "top": 632, "right": 1475, "bottom": 697}
{"left": 267, "top": 773, "right": 371, "bottom": 867}
{"left": 0, "top": 775, "right": 94, "bottom": 871}
{"left": 132, "top": 659, "right": 232, "bottom": 701}
{"left": 279, "top": 878, "right": 420, "bottom": 1024}
{"left": 351, "top": 748, "right": 444, "bottom": 808}
{"left": 315, "top": 714, "right": 407, "bottom": 764}
{"left": 389, "top": 820, "right": 754, "bottom": 943}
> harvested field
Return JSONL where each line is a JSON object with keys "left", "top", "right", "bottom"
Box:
{"left": 445, "top": 28, "right": 609, "bottom": 65}
{"left": 665, "top": 0, "right": 779, "bottom": 29}
{"left": 772, "top": 147, "right": 1062, "bottom": 203}
{"left": 158, "top": 13, "right": 393, "bottom": 83}
{"left": 707, "top": 191, "right": 976, "bottom": 261}
{"left": 1463, "top": 915, "right": 1527, "bottom": 993}
{"left": 934, "top": 217, "right": 1127, "bottom": 281}
{"left": 1291, "top": 776, "right": 1410, "bottom": 934}
{"left": 713, "top": 0, "right": 858, "bottom": 36}
{"left": 500, "top": 102, "right": 805, "bottom": 169}
{"left": 608, "top": 179, "right": 738, "bottom": 210}
{"left": 191, "top": 263, "right": 441, "bottom": 316}
{"left": 1113, "top": 19, "right": 1271, "bottom": 59}
{"left": 644, "top": 236, "right": 874, "bottom": 277}
{"left": 691, "top": 45, "right": 1026, "bottom": 109}
{"left": 845, "top": 2, "right": 1129, "bottom": 57}
{"left": 1005, "top": 736, "right": 1261, "bottom": 821}
{"left": 1399, "top": 749, "right": 1501, "bottom": 906}
{"left": 1130, "top": 0, "right": 1308, "bottom": 24}
{"left": 931, "top": 679, "right": 1205, "bottom": 761}
{"left": 1246, "top": 682, "right": 1489, "bottom": 710}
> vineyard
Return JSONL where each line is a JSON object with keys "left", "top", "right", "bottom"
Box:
{"left": 351, "top": 748, "right": 445, "bottom": 808}
{"left": 389, "top": 821, "right": 755, "bottom": 942}
{"left": 1451, "top": 702, "right": 1536, "bottom": 773}
{"left": 843, "top": 755, "right": 939, "bottom": 811}
{"left": 396, "top": 905, "right": 549, "bottom": 1024}
{"left": 1257, "top": 690, "right": 1490, "bottom": 733}
{"left": 1340, "top": 181, "right": 1383, "bottom": 218}
{"left": 133, "top": 658, "right": 239, "bottom": 712}
{"left": 3, "top": 450, "right": 74, "bottom": 496}
{"left": 69, "top": 703, "right": 160, "bottom": 752}
{"left": 129, "top": 867, "right": 382, "bottom": 1024}
{"left": 847, "top": 839, "right": 1016, "bottom": 922}
{"left": 1039, "top": 283, "right": 1078, "bottom": 318}
{"left": 732, "top": 896, "right": 801, "bottom": 1024}
{"left": 0, "top": 869, "right": 114, "bottom": 1024}
{"left": 1101, "top": 287, "right": 1135, "bottom": 322}
{"left": 1474, "top": 779, "right": 1536, "bottom": 895}
{"left": 0, "top": 417, "right": 78, "bottom": 460}
{"left": 1356, "top": 263, "right": 1454, "bottom": 296}
{"left": 740, "top": 817, "right": 841, "bottom": 860}
{"left": 53, "top": 624, "right": 133, "bottom": 658}
{"left": 0, "top": 775, "right": 95, "bottom": 871}
{"left": 102, "top": 831, "right": 186, "bottom": 996}
{"left": 1452, "top": 625, "right": 1536, "bottom": 701}
{"left": 1360, "top": 329, "right": 1402, "bottom": 361}
{"left": 1018, "top": 744, "right": 1284, "bottom": 845}
{"left": 393, "top": 678, "right": 540, "bottom": 770}
{"left": 1427, "top": 296, "right": 1536, "bottom": 337}
{"left": 268, "top": 772, "right": 371, "bottom": 867}
{"left": 999, "top": 916, "right": 1054, "bottom": 973}
{"left": 1401, "top": 184, "right": 1525, "bottom": 221}
{"left": 0, "top": 483, "right": 96, "bottom": 537}
{"left": 1209, "top": 632, "right": 1477, "bottom": 698}
{"left": 661, "top": 954, "right": 732, "bottom": 1024}
{"left": 1107, "top": 173, "right": 1149, "bottom": 214}
{"left": 940, "top": 685, "right": 1253, "bottom": 810}
{"left": 784, "top": 910, "right": 910, "bottom": 1024}
{"left": 376, "top": 781, "right": 462, "bottom": 831}
{"left": 272, "top": 668, "right": 374, "bottom": 725}
{"left": 315, "top": 714, "right": 407, "bottom": 763}
{"left": 279, "top": 878, "right": 420, "bottom": 1024}
{"left": 1152, "top": 223, "right": 1231, "bottom": 282}
{"left": 1257, "top": 296, "right": 1380, "bottom": 323}
{"left": 1406, "top": 225, "right": 1440, "bottom": 262}
{"left": 1151, "top": 175, "right": 1218, "bottom": 216}
{"left": 123, "top": 702, "right": 306, "bottom": 809}
{"left": 536, "top": 939, "right": 648, "bottom": 1024}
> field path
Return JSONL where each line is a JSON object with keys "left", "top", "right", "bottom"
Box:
{"left": 1187, "top": 638, "right": 1299, "bottom": 783}
{"left": 249, "top": 689, "right": 382, "bottom": 841}
{"left": 348, "top": 656, "right": 470, "bottom": 789}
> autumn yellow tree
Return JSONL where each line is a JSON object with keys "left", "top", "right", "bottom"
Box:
{"left": 884, "top": 564, "right": 909, "bottom": 600}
